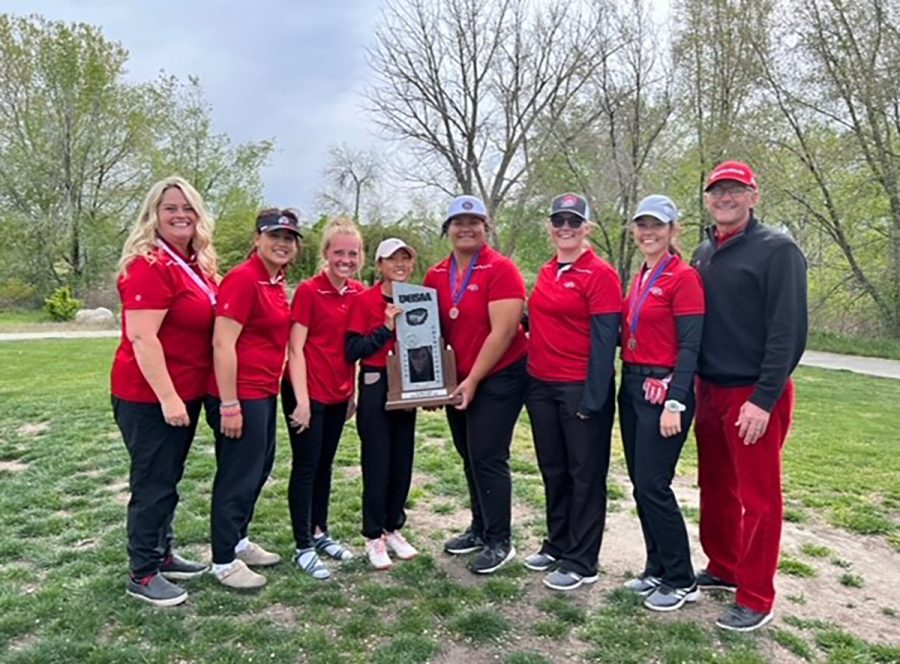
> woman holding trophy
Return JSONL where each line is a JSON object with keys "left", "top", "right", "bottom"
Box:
{"left": 424, "top": 195, "right": 528, "bottom": 575}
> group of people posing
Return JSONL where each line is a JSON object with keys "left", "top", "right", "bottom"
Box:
{"left": 110, "top": 159, "right": 807, "bottom": 634}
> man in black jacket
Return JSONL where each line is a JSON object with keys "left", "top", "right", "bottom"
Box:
{"left": 691, "top": 160, "right": 808, "bottom": 632}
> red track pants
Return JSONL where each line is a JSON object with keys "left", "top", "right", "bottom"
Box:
{"left": 695, "top": 378, "right": 795, "bottom": 613}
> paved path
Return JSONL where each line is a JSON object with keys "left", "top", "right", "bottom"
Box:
{"left": 0, "top": 329, "right": 119, "bottom": 341}
{"left": 1, "top": 330, "right": 898, "bottom": 380}
{"left": 799, "top": 350, "right": 900, "bottom": 380}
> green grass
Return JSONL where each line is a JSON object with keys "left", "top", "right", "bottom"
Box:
{"left": 0, "top": 308, "right": 51, "bottom": 325}
{"left": 807, "top": 330, "right": 900, "bottom": 360}
{"left": 839, "top": 573, "right": 864, "bottom": 588}
{"left": 778, "top": 556, "right": 817, "bottom": 578}
{"left": 799, "top": 543, "right": 831, "bottom": 558}
{"left": 0, "top": 339, "right": 898, "bottom": 662}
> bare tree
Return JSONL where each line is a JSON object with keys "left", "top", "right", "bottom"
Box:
{"left": 755, "top": 0, "right": 900, "bottom": 335}
{"left": 366, "top": 0, "right": 615, "bottom": 247}
{"left": 318, "top": 144, "right": 381, "bottom": 221}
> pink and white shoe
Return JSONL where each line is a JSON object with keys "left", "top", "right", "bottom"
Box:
{"left": 384, "top": 531, "right": 418, "bottom": 560}
{"left": 366, "top": 537, "right": 392, "bottom": 570}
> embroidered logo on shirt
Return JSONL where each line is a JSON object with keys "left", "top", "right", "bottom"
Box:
{"left": 468, "top": 284, "right": 479, "bottom": 292}
{"left": 563, "top": 282, "right": 576, "bottom": 289}
{"left": 650, "top": 287, "right": 663, "bottom": 296}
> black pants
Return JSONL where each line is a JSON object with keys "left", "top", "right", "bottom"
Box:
{"left": 618, "top": 373, "right": 696, "bottom": 588}
{"left": 112, "top": 397, "right": 202, "bottom": 579}
{"left": 207, "top": 396, "right": 277, "bottom": 565}
{"left": 445, "top": 358, "right": 527, "bottom": 546}
{"left": 282, "top": 379, "right": 348, "bottom": 549}
{"left": 356, "top": 368, "right": 417, "bottom": 539}
{"left": 525, "top": 377, "right": 613, "bottom": 577}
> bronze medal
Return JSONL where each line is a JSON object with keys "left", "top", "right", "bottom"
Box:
{"left": 627, "top": 337, "right": 637, "bottom": 350}
{"left": 449, "top": 306, "right": 460, "bottom": 320}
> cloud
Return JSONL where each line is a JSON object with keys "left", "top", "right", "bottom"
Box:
{"left": 7, "top": 0, "right": 386, "bottom": 212}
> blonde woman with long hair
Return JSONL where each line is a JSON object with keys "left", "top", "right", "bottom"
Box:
{"left": 283, "top": 218, "right": 365, "bottom": 579}
{"left": 111, "top": 176, "right": 218, "bottom": 607}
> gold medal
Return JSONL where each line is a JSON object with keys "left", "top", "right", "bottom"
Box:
{"left": 449, "top": 306, "right": 459, "bottom": 320}
{"left": 627, "top": 337, "right": 637, "bottom": 350}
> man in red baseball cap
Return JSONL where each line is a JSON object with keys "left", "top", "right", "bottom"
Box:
{"left": 691, "top": 160, "right": 807, "bottom": 632}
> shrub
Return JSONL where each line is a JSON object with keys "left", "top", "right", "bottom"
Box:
{"left": 43, "top": 286, "right": 82, "bottom": 321}
{"left": 0, "top": 278, "right": 38, "bottom": 308}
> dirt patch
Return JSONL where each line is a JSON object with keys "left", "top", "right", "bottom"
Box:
{"left": 0, "top": 460, "right": 28, "bottom": 473}
{"left": 6, "top": 633, "right": 39, "bottom": 653}
{"left": 16, "top": 422, "right": 50, "bottom": 437}
{"left": 257, "top": 603, "right": 300, "bottom": 629}
{"left": 107, "top": 480, "right": 130, "bottom": 505}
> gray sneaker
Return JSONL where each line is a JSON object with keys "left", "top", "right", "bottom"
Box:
{"left": 159, "top": 553, "right": 209, "bottom": 580}
{"left": 695, "top": 568, "right": 737, "bottom": 592}
{"left": 523, "top": 551, "right": 557, "bottom": 572}
{"left": 543, "top": 568, "right": 598, "bottom": 591}
{"left": 623, "top": 575, "right": 662, "bottom": 596}
{"left": 643, "top": 584, "right": 700, "bottom": 612}
{"left": 126, "top": 573, "right": 188, "bottom": 607}
{"left": 716, "top": 604, "right": 774, "bottom": 632}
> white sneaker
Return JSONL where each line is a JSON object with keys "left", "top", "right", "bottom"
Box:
{"left": 384, "top": 531, "right": 418, "bottom": 560}
{"left": 366, "top": 537, "right": 392, "bottom": 570}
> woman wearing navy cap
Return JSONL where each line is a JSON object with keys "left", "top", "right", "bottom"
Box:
{"left": 207, "top": 208, "right": 301, "bottom": 590}
{"left": 346, "top": 238, "right": 420, "bottom": 571}
{"left": 424, "top": 195, "right": 528, "bottom": 575}
{"left": 619, "top": 195, "right": 705, "bottom": 611}
{"left": 524, "top": 193, "right": 622, "bottom": 591}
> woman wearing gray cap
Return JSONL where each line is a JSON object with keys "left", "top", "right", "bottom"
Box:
{"left": 619, "top": 195, "right": 705, "bottom": 611}
{"left": 524, "top": 193, "right": 622, "bottom": 591}
{"left": 424, "top": 195, "right": 528, "bottom": 575}
{"left": 345, "top": 238, "right": 420, "bottom": 571}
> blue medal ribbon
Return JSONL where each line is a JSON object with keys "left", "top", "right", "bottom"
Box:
{"left": 627, "top": 253, "right": 674, "bottom": 339}
{"left": 449, "top": 248, "right": 481, "bottom": 308}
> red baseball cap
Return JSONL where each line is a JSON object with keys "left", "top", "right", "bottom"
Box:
{"left": 705, "top": 160, "right": 758, "bottom": 191}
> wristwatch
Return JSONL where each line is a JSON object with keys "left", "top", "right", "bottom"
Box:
{"left": 664, "top": 400, "right": 686, "bottom": 413}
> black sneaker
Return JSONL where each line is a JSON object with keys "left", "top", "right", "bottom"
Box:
{"left": 468, "top": 543, "right": 516, "bottom": 574}
{"left": 444, "top": 529, "right": 485, "bottom": 555}
{"left": 160, "top": 553, "right": 209, "bottom": 580}
{"left": 126, "top": 573, "right": 188, "bottom": 607}
{"left": 695, "top": 568, "right": 737, "bottom": 592}
{"left": 715, "top": 603, "right": 774, "bottom": 632}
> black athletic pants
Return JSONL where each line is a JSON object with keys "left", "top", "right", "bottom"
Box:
{"left": 356, "top": 368, "right": 417, "bottom": 539}
{"left": 281, "top": 378, "right": 348, "bottom": 549}
{"left": 618, "top": 373, "right": 696, "bottom": 588}
{"left": 525, "top": 377, "right": 614, "bottom": 577}
{"left": 445, "top": 358, "right": 527, "bottom": 547}
{"left": 113, "top": 397, "right": 202, "bottom": 579}
{"left": 206, "top": 396, "right": 277, "bottom": 565}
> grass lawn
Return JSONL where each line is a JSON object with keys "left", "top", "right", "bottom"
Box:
{"left": 806, "top": 330, "right": 900, "bottom": 361}
{"left": 0, "top": 339, "right": 898, "bottom": 663}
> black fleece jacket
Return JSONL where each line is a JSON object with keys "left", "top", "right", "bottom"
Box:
{"left": 691, "top": 215, "right": 808, "bottom": 412}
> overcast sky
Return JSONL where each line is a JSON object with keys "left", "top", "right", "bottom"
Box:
{"left": 7, "top": 0, "right": 386, "bottom": 216}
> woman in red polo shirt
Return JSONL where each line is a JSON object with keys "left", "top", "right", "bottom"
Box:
{"left": 283, "top": 218, "right": 364, "bottom": 580}
{"left": 618, "top": 195, "right": 705, "bottom": 612}
{"left": 525, "top": 193, "right": 622, "bottom": 591}
{"left": 112, "top": 176, "right": 218, "bottom": 607}
{"left": 346, "top": 238, "right": 420, "bottom": 570}
{"left": 207, "top": 208, "right": 301, "bottom": 590}
{"left": 423, "top": 195, "right": 528, "bottom": 575}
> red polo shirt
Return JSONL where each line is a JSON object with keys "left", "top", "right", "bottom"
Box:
{"left": 111, "top": 246, "right": 218, "bottom": 403}
{"left": 423, "top": 245, "right": 528, "bottom": 380}
{"left": 528, "top": 249, "right": 622, "bottom": 382}
{"left": 291, "top": 271, "right": 364, "bottom": 404}
{"left": 212, "top": 253, "right": 292, "bottom": 399}
{"left": 621, "top": 254, "right": 705, "bottom": 368}
{"left": 346, "top": 283, "right": 394, "bottom": 369}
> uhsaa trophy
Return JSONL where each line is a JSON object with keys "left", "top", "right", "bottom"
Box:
{"left": 385, "top": 282, "right": 461, "bottom": 410}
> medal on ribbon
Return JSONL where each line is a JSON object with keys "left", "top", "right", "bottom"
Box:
{"left": 448, "top": 249, "right": 480, "bottom": 321}
{"left": 625, "top": 254, "right": 674, "bottom": 351}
